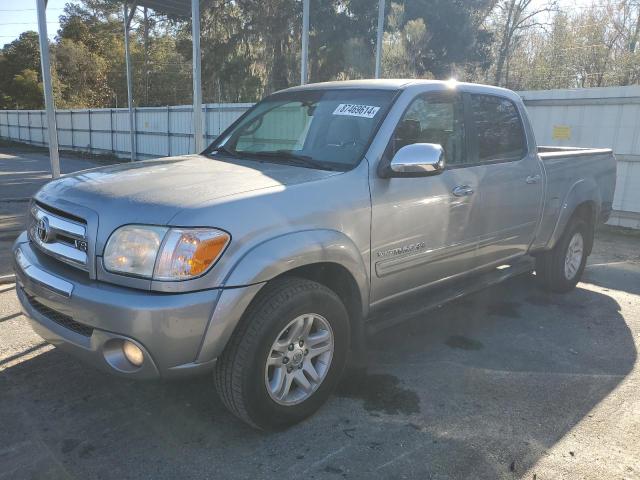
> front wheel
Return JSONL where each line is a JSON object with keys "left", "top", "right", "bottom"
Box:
{"left": 535, "top": 217, "right": 589, "bottom": 293}
{"left": 213, "top": 277, "right": 350, "bottom": 429}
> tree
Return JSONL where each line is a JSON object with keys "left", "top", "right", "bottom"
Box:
{"left": 490, "top": 0, "right": 558, "bottom": 86}
{"left": 382, "top": 4, "right": 431, "bottom": 78}
{"left": 54, "top": 39, "right": 111, "bottom": 107}
{"left": 377, "top": 0, "right": 495, "bottom": 79}
{"left": 2, "top": 0, "right": 639, "bottom": 111}
{"left": 0, "top": 32, "right": 44, "bottom": 109}
{"left": 402, "top": 0, "right": 495, "bottom": 78}
{"left": 11, "top": 70, "right": 43, "bottom": 109}
{"left": 488, "top": 1, "right": 640, "bottom": 89}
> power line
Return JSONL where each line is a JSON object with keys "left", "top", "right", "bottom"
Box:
{"left": 0, "top": 22, "right": 60, "bottom": 25}
{"left": 0, "top": 8, "right": 65, "bottom": 11}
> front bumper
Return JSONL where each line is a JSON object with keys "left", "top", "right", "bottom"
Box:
{"left": 12, "top": 233, "right": 260, "bottom": 379}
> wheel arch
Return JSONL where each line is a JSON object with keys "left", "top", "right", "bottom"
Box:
{"left": 548, "top": 179, "right": 600, "bottom": 253}
{"left": 222, "top": 229, "right": 370, "bottom": 357}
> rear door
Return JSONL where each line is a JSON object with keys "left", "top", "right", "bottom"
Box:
{"left": 467, "top": 93, "right": 543, "bottom": 266}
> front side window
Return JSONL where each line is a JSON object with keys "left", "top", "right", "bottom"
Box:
{"left": 471, "top": 95, "right": 527, "bottom": 163}
{"left": 211, "top": 89, "right": 397, "bottom": 170}
{"left": 391, "top": 93, "right": 466, "bottom": 166}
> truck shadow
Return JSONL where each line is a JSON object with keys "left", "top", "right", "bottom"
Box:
{"left": 1, "top": 266, "right": 636, "bottom": 479}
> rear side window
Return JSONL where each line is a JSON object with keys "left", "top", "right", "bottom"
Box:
{"left": 471, "top": 95, "right": 527, "bottom": 162}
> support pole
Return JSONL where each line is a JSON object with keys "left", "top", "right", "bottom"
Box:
{"left": 36, "top": 0, "right": 60, "bottom": 178}
{"left": 301, "top": 0, "right": 309, "bottom": 85}
{"left": 191, "top": 0, "right": 204, "bottom": 153}
{"left": 375, "top": 0, "right": 385, "bottom": 79}
{"left": 123, "top": 3, "right": 136, "bottom": 161}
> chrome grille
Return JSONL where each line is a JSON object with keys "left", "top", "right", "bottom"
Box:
{"left": 28, "top": 203, "right": 89, "bottom": 271}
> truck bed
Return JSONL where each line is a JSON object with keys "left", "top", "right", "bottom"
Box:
{"left": 531, "top": 146, "right": 616, "bottom": 252}
{"left": 538, "top": 146, "right": 613, "bottom": 159}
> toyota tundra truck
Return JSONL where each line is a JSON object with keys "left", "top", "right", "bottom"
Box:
{"left": 13, "top": 80, "right": 616, "bottom": 429}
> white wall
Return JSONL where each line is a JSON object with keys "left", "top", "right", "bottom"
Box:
{"left": 520, "top": 85, "right": 640, "bottom": 229}
{"left": 0, "top": 103, "right": 253, "bottom": 160}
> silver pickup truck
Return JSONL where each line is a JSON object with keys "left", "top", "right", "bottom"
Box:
{"left": 13, "top": 80, "right": 616, "bottom": 429}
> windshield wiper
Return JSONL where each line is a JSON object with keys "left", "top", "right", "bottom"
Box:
{"left": 240, "top": 150, "right": 337, "bottom": 171}
{"left": 210, "top": 145, "right": 239, "bottom": 158}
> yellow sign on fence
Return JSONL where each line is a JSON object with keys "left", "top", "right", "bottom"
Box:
{"left": 552, "top": 125, "right": 571, "bottom": 140}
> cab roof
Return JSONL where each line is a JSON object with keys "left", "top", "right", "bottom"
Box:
{"left": 283, "top": 79, "right": 416, "bottom": 91}
{"left": 281, "top": 79, "right": 520, "bottom": 102}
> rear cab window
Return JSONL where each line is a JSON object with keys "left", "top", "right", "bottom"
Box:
{"left": 470, "top": 94, "right": 528, "bottom": 163}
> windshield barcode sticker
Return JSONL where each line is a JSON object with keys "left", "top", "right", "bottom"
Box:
{"left": 333, "top": 104, "right": 380, "bottom": 118}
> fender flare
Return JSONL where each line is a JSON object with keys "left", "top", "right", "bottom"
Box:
{"left": 224, "top": 229, "right": 370, "bottom": 318}
{"left": 547, "top": 178, "right": 601, "bottom": 250}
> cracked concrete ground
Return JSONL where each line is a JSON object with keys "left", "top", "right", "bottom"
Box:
{"left": 0, "top": 148, "right": 639, "bottom": 479}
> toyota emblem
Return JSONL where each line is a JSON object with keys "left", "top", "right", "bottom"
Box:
{"left": 36, "top": 216, "right": 52, "bottom": 243}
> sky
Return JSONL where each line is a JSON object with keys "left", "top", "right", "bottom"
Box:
{"left": 0, "top": 0, "right": 69, "bottom": 46}
{"left": 0, "top": 0, "right": 605, "bottom": 47}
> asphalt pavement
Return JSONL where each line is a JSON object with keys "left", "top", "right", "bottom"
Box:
{"left": 0, "top": 146, "right": 639, "bottom": 479}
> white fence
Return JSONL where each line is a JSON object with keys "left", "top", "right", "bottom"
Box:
{"left": 0, "top": 103, "right": 252, "bottom": 160}
{"left": 1, "top": 87, "right": 639, "bottom": 228}
{"left": 521, "top": 85, "right": 640, "bottom": 229}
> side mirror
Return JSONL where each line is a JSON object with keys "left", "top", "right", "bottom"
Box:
{"left": 384, "top": 143, "right": 445, "bottom": 177}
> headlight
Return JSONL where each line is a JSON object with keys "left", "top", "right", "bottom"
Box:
{"left": 103, "top": 225, "right": 230, "bottom": 280}
{"left": 104, "top": 225, "right": 167, "bottom": 277}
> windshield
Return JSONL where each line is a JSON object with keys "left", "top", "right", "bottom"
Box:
{"left": 208, "top": 89, "right": 397, "bottom": 170}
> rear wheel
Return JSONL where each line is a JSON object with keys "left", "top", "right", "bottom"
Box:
{"left": 213, "top": 277, "right": 349, "bottom": 429}
{"left": 536, "top": 217, "right": 589, "bottom": 293}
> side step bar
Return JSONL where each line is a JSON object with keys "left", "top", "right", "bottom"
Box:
{"left": 366, "top": 257, "right": 535, "bottom": 335}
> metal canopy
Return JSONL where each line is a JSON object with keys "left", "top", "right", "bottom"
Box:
{"left": 123, "top": 3, "right": 136, "bottom": 161}
{"left": 36, "top": 0, "right": 386, "bottom": 176}
{"left": 126, "top": 0, "right": 191, "bottom": 18}
{"left": 375, "top": 0, "right": 385, "bottom": 78}
{"left": 123, "top": 0, "right": 203, "bottom": 158}
{"left": 36, "top": 0, "right": 61, "bottom": 178}
{"left": 301, "top": 0, "right": 309, "bottom": 84}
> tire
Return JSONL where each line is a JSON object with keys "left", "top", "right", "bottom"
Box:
{"left": 536, "top": 217, "right": 590, "bottom": 293}
{"left": 213, "top": 277, "right": 350, "bottom": 430}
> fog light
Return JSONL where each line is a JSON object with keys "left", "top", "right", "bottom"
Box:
{"left": 122, "top": 340, "right": 144, "bottom": 367}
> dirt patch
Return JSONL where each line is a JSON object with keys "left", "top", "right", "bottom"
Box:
{"left": 336, "top": 373, "right": 420, "bottom": 415}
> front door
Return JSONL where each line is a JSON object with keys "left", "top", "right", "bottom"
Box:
{"left": 369, "top": 91, "right": 483, "bottom": 306}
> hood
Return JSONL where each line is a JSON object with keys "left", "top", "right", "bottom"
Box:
{"left": 35, "top": 154, "right": 340, "bottom": 226}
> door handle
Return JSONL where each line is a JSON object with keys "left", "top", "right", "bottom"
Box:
{"left": 452, "top": 185, "right": 474, "bottom": 197}
{"left": 526, "top": 174, "right": 541, "bottom": 184}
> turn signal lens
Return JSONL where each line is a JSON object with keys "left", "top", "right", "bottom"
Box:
{"left": 154, "top": 229, "right": 230, "bottom": 280}
{"left": 189, "top": 234, "right": 229, "bottom": 275}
